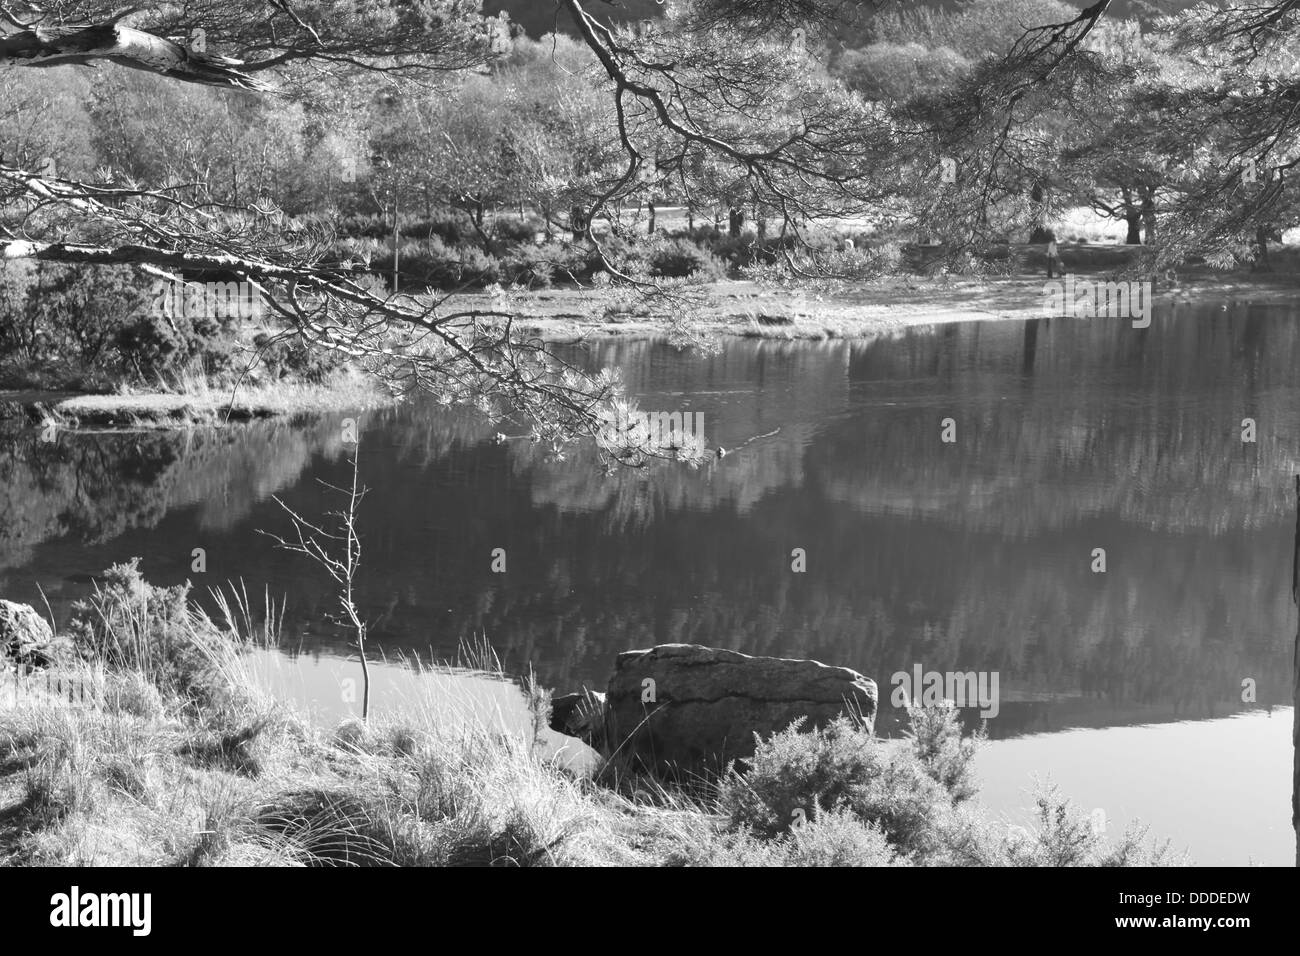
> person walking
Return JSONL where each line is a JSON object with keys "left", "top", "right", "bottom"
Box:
{"left": 1046, "top": 234, "right": 1061, "bottom": 278}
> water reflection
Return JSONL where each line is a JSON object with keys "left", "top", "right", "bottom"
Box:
{"left": 1, "top": 304, "right": 1295, "bottom": 745}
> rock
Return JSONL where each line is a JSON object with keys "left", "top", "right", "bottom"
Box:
{"left": 604, "top": 644, "right": 877, "bottom": 776}
{"left": 549, "top": 689, "right": 608, "bottom": 751}
{"left": 0, "top": 600, "right": 56, "bottom": 670}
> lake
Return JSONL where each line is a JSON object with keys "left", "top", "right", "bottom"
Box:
{"left": 1, "top": 299, "right": 1295, "bottom": 865}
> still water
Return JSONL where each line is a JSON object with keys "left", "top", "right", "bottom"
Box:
{"left": 1, "top": 301, "right": 1295, "bottom": 865}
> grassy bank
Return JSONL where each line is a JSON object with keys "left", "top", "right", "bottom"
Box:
{"left": 0, "top": 562, "right": 1182, "bottom": 866}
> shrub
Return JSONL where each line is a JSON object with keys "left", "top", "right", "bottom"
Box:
{"left": 647, "top": 237, "right": 728, "bottom": 281}
{"left": 334, "top": 213, "right": 390, "bottom": 239}
{"left": 374, "top": 239, "right": 506, "bottom": 291}
{"left": 502, "top": 245, "right": 557, "bottom": 288}
{"left": 402, "top": 211, "right": 476, "bottom": 247}
{"left": 0, "top": 261, "right": 245, "bottom": 387}
{"left": 710, "top": 234, "right": 765, "bottom": 268}
{"left": 67, "top": 559, "right": 229, "bottom": 706}
{"left": 933, "top": 785, "right": 1182, "bottom": 867}
{"left": 457, "top": 245, "right": 501, "bottom": 286}
{"left": 717, "top": 715, "right": 952, "bottom": 857}
{"left": 251, "top": 331, "right": 348, "bottom": 383}
{"left": 671, "top": 808, "right": 902, "bottom": 867}
{"left": 0, "top": 261, "right": 37, "bottom": 364}
{"left": 493, "top": 216, "right": 544, "bottom": 246}
{"left": 502, "top": 241, "right": 598, "bottom": 287}
{"left": 905, "top": 699, "right": 982, "bottom": 802}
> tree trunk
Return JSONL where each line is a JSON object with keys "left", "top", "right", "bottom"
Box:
{"left": 1119, "top": 187, "right": 1141, "bottom": 244}
{"left": 1255, "top": 224, "right": 1272, "bottom": 271}
{"left": 728, "top": 206, "right": 744, "bottom": 238}
{"left": 359, "top": 623, "right": 371, "bottom": 721}
{"left": 647, "top": 200, "right": 656, "bottom": 235}
{"left": 1124, "top": 213, "right": 1142, "bottom": 245}
{"left": 467, "top": 198, "right": 495, "bottom": 255}
{"left": 392, "top": 184, "right": 400, "bottom": 293}
{"left": 1140, "top": 186, "right": 1156, "bottom": 243}
{"left": 1028, "top": 180, "right": 1046, "bottom": 243}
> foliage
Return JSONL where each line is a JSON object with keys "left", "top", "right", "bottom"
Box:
{"left": 0, "top": 262, "right": 213, "bottom": 388}
{"left": 647, "top": 237, "right": 730, "bottom": 280}
{"left": 904, "top": 699, "right": 983, "bottom": 802}
{"left": 717, "top": 715, "right": 953, "bottom": 856}
{"left": 66, "top": 559, "right": 230, "bottom": 707}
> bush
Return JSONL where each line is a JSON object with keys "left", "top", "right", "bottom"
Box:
{"left": 717, "top": 715, "right": 953, "bottom": 857}
{"left": 502, "top": 241, "right": 600, "bottom": 287}
{"left": 502, "top": 244, "right": 557, "bottom": 288}
{"left": 251, "top": 331, "right": 348, "bottom": 383}
{"left": 905, "top": 700, "right": 982, "bottom": 802}
{"left": 493, "top": 216, "right": 544, "bottom": 246}
{"left": 0, "top": 262, "right": 243, "bottom": 387}
{"left": 334, "top": 213, "right": 390, "bottom": 240}
{"left": 710, "top": 234, "right": 766, "bottom": 268}
{"left": 457, "top": 245, "right": 501, "bottom": 286}
{"left": 67, "top": 559, "right": 228, "bottom": 707}
{"left": 402, "top": 212, "right": 476, "bottom": 247}
{"left": 933, "top": 785, "right": 1182, "bottom": 867}
{"left": 647, "top": 237, "right": 728, "bottom": 280}
{"left": 374, "top": 238, "right": 506, "bottom": 291}
{"left": 671, "top": 808, "right": 902, "bottom": 866}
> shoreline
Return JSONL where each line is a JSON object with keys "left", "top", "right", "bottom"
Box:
{"left": 6, "top": 270, "right": 1299, "bottom": 430}
{"left": 466, "top": 271, "right": 1300, "bottom": 340}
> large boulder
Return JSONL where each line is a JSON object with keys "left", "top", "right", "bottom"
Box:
{"left": 0, "top": 600, "right": 56, "bottom": 670}
{"left": 604, "top": 644, "right": 877, "bottom": 776}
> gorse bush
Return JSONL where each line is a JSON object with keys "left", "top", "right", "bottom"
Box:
{"left": 647, "top": 237, "right": 729, "bottom": 281}
{"left": 67, "top": 559, "right": 237, "bottom": 708}
{"left": 0, "top": 262, "right": 243, "bottom": 388}
{"left": 492, "top": 216, "right": 544, "bottom": 245}
{"left": 669, "top": 807, "right": 901, "bottom": 867}
{"left": 906, "top": 699, "right": 983, "bottom": 802}
{"left": 718, "top": 715, "right": 954, "bottom": 857}
{"left": 251, "top": 331, "right": 349, "bottom": 383}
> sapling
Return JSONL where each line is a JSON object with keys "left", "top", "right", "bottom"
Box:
{"left": 262, "top": 446, "right": 372, "bottom": 720}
